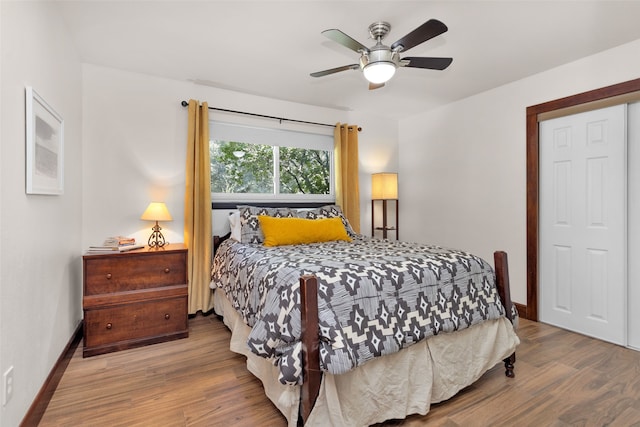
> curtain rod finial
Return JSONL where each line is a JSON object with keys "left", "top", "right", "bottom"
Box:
{"left": 181, "top": 100, "right": 189, "bottom": 107}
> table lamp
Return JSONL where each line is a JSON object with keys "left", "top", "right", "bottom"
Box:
{"left": 141, "top": 202, "right": 173, "bottom": 248}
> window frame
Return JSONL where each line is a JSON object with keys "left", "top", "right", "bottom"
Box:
{"left": 209, "top": 120, "right": 335, "bottom": 204}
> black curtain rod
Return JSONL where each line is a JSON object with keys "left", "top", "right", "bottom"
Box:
{"left": 180, "top": 100, "right": 361, "bottom": 132}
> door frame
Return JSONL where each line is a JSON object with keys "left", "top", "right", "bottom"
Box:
{"left": 526, "top": 77, "right": 640, "bottom": 321}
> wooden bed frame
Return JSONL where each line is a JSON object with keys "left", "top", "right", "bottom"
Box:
{"left": 212, "top": 234, "right": 517, "bottom": 425}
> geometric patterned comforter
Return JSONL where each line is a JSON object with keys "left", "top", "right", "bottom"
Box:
{"left": 211, "top": 235, "right": 508, "bottom": 385}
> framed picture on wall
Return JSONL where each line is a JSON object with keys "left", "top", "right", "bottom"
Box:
{"left": 25, "top": 86, "right": 64, "bottom": 195}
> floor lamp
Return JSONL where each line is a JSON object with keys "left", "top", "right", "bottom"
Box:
{"left": 371, "top": 173, "right": 398, "bottom": 239}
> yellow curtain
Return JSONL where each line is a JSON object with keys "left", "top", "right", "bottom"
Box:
{"left": 334, "top": 123, "right": 361, "bottom": 233}
{"left": 184, "top": 100, "right": 213, "bottom": 315}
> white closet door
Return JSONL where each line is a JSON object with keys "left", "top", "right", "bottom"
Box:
{"left": 539, "top": 104, "right": 627, "bottom": 345}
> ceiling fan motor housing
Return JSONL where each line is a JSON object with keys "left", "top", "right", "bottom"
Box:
{"left": 360, "top": 45, "right": 399, "bottom": 70}
{"left": 361, "top": 22, "right": 399, "bottom": 71}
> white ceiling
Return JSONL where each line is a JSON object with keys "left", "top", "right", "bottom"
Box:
{"left": 56, "top": 1, "right": 640, "bottom": 120}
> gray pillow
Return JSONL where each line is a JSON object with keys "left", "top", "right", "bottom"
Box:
{"left": 296, "top": 205, "right": 356, "bottom": 237}
{"left": 238, "top": 205, "right": 295, "bottom": 244}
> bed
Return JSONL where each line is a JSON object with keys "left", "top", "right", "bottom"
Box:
{"left": 210, "top": 205, "right": 519, "bottom": 426}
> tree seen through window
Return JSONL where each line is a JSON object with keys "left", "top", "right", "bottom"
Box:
{"left": 210, "top": 140, "right": 330, "bottom": 195}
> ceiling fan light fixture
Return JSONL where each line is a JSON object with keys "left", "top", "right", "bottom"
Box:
{"left": 363, "top": 62, "right": 396, "bottom": 84}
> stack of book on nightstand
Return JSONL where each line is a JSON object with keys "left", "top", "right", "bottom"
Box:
{"left": 87, "top": 236, "right": 145, "bottom": 253}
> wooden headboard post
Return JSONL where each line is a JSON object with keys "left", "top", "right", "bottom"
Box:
{"left": 213, "top": 232, "right": 231, "bottom": 255}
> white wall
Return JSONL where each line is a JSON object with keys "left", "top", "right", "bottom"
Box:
{"left": 0, "top": 2, "right": 83, "bottom": 426}
{"left": 399, "top": 39, "right": 640, "bottom": 306}
{"left": 82, "top": 65, "right": 398, "bottom": 246}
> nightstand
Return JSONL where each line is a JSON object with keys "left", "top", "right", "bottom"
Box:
{"left": 82, "top": 244, "right": 189, "bottom": 357}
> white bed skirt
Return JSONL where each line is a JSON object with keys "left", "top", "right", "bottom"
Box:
{"left": 213, "top": 289, "right": 519, "bottom": 427}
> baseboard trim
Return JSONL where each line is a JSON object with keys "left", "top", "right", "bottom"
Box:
{"left": 514, "top": 303, "right": 529, "bottom": 320}
{"left": 20, "top": 320, "right": 83, "bottom": 427}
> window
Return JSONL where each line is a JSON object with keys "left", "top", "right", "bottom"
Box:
{"left": 210, "top": 121, "right": 334, "bottom": 203}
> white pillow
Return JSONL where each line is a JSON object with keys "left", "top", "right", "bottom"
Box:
{"left": 228, "top": 211, "right": 242, "bottom": 241}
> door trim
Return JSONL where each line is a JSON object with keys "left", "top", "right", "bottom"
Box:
{"left": 526, "top": 77, "right": 640, "bottom": 321}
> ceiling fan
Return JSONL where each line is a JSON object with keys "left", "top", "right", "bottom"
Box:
{"left": 310, "top": 19, "right": 453, "bottom": 90}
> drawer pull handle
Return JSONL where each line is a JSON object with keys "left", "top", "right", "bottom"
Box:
{"left": 164, "top": 268, "right": 170, "bottom": 274}
{"left": 164, "top": 314, "right": 170, "bottom": 320}
{"left": 106, "top": 273, "right": 112, "bottom": 280}
{"left": 106, "top": 323, "right": 113, "bottom": 330}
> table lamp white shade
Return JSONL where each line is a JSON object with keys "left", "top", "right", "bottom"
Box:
{"left": 371, "top": 173, "right": 398, "bottom": 200}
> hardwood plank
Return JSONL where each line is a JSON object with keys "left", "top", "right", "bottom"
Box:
{"left": 39, "top": 316, "right": 640, "bottom": 426}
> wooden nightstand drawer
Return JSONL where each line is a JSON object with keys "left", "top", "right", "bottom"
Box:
{"left": 84, "top": 296, "right": 188, "bottom": 356}
{"left": 82, "top": 243, "right": 189, "bottom": 357}
{"left": 84, "top": 251, "right": 187, "bottom": 295}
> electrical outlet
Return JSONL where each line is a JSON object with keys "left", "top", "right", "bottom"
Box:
{"left": 3, "top": 366, "right": 14, "bottom": 406}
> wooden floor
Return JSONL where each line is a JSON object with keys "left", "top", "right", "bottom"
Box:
{"left": 39, "top": 315, "right": 640, "bottom": 426}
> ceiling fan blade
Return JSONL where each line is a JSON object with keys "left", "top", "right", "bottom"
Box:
{"left": 390, "top": 19, "right": 448, "bottom": 53}
{"left": 402, "top": 57, "right": 453, "bottom": 70}
{"left": 310, "top": 64, "right": 359, "bottom": 78}
{"left": 369, "top": 82, "right": 385, "bottom": 90}
{"left": 322, "top": 29, "right": 369, "bottom": 53}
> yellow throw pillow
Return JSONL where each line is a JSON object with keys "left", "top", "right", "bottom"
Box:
{"left": 258, "top": 215, "right": 351, "bottom": 247}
